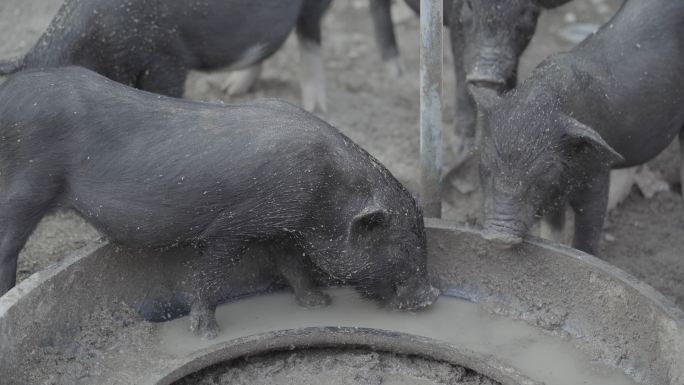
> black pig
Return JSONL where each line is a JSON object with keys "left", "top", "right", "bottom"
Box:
{"left": 0, "top": 67, "right": 439, "bottom": 338}
{"left": 476, "top": 0, "right": 684, "bottom": 255}
{"left": 369, "top": 0, "right": 570, "bottom": 160}
{"left": 0, "top": 0, "right": 331, "bottom": 112}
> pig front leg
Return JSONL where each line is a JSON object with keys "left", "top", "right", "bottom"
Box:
{"left": 188, "top": 240, "right": 244, "bottom": 339}
{"left": 369, "top": 0, "right": 404, "bottom": 77}
{"left": 269, "top": 242, "right": 331, "bottom": 308}
{"left": 296, "top": 0, "right": 332, "bottom": 113}
{"left": 0, "top": 172, "right": 58, "bottom": 296}
{"left": 449, "top": 8, "right": 477, "bottom": 167}
{"left": 569, "top": 171, "right": 611, "bottom": 255}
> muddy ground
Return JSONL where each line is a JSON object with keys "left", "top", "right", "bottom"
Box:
{"left": 0, "top": 0, "right": 681, "bottom": 319}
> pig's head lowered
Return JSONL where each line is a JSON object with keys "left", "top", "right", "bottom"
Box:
{"left": 472, "top": 88, "right": 624, "bottom": 248}
{"left": 457, "top": 0, "right": 541, "bottom": 91}
{"left": 302, "top": 161, "right": 439, "bottom": 311}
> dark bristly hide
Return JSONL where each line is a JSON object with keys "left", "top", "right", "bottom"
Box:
{"left": 477, "top": 0, "right": 684, "bottom": 255}
{"left": 0, "top": 67, "right": 438, "bottom": 339}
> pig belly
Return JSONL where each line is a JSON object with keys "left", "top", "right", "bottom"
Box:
{"left": 64, "top": 181, "right": 236, "bottom": 248}
{"left": 181, "top": 0, "right": 303, "bottom": 70}
{"left": 70, "top": 199, "right": 213, "bottom": 248}
{"left": 608, "top": 118, "right": 683, "bottom": 168}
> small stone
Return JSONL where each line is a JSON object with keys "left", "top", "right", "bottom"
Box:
{"left": 604, "top": 233, "right": 616, "bottom": 242}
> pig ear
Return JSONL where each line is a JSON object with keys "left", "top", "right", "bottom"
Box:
{"left": 560, "top": 115, "right": 624, "bottom": 165}
{"left": 468, "top": 86, "right": 502, "bottom": 114}
{"left": 349, "top": 205, "right": 390, "bottom": 238}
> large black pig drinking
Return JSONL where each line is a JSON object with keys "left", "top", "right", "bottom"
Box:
{"left": 369, "top": 0, "right": 571, "bottom": 160}
{"left": 476, "top": 0, "right": 684, "bottom": 255}
{"left": 0, "top": 67, "right": 439, "bottom": 339}
{"left": 0, "top": 0, "right": 331, "bottom": 112}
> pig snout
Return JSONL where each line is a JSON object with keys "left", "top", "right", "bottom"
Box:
{"left": 482, "top": 220, "right": 524, "bottom": 249}
{"left": 465, "top": 49, "right": 513, "bottom": 92}
{"left": 389, "top": 277, "right": 440, "bottom": 311}
{"left": 466, "top": 74, "right": 506, "bottom": 93}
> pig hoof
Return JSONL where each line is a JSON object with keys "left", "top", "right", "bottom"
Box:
{"left": 391, "top": 285, "right": 440, "bottom": 311}
{"left": 297, "top": 290, "right": 332, "bottom": 308}
{"left": 189, "top": 314, "right": 220, "bottom": 340}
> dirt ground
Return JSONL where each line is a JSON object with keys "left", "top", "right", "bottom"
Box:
{"left": 0, "top": 0, "right": 682, "bottom": 319}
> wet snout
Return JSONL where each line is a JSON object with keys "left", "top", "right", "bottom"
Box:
{"left": 466, "top": 48, "right": 513, "bottom": 93}
{"left": 390, "top": 276, "right": 440, "bottom": 311}
{"left": 466, "top": 73, "right": 506, "bottom": 93}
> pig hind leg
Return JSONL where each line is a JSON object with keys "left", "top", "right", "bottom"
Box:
{"left": 369, "top": 0, "right": 404, "bottom": 77}
{"left": 268, "top": 241, "right": 331, "bottom": 308}
{"left": 296, "top": 0, "right": 332, "bottom": 113}
{"left": 136, "top": 59, "right": 187, "bottom": 98}
{"left": 188, "top": 239, "right": 245, "bottom": 339}
{"left": 0, "top": 171, "right": 61, "bottom": 296}
{"left": 449, "top": 8, "right": 477, "bottom": 166}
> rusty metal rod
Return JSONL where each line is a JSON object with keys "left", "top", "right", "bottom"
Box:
{"left": 420, "top": 0, "right": 443, "bottom": 218}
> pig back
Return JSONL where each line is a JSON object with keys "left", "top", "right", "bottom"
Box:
{"left": 564, "top": 0, "right": 684, "bottom": 166}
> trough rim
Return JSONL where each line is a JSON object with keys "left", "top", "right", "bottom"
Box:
{"left": 2, "top": 219, "right": 684, "bottom": 385}
{"left": 7, "top": 220, "right": 683, "bottom": 326}
{"left": 0, "top": 239, "right": 105, "bottom": 318}
{"left": 425, "top": 218, "right": 684, "bottom": 326}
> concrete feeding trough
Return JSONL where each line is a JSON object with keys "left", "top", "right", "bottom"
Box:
{"left": 1, "top": 220, "right": 683, "bottom": 385}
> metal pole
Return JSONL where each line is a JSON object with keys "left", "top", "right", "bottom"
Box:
{"left": 420, "top": 0, "right": 443, "bottom": 218}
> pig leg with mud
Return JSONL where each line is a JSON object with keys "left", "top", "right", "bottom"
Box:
{"left": 541, "top": 206, "right": 566, "bottom": 244}
{"left": 268, "top": 241, "right": 331, "bottom": 308}
{"left": 449, "top": 6, "right": 478, "bottom": 165}
{"left": 189, "top": 238, "right": 247, "bottom": 340}
{"left": 0, "top": 170, "right": 59, "bottom": 295}
{"left": 369, "top": 0, "right": 404, "bottom": 77}
{"left": 297, "top": 0, "right": 332, "bottom": 113}
{"left": 569, "top": 170, "right": 611, "bottom": 255}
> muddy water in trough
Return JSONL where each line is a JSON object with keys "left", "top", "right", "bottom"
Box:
{"left": 164, "top": 289, "right": 636, "bottom": 385}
